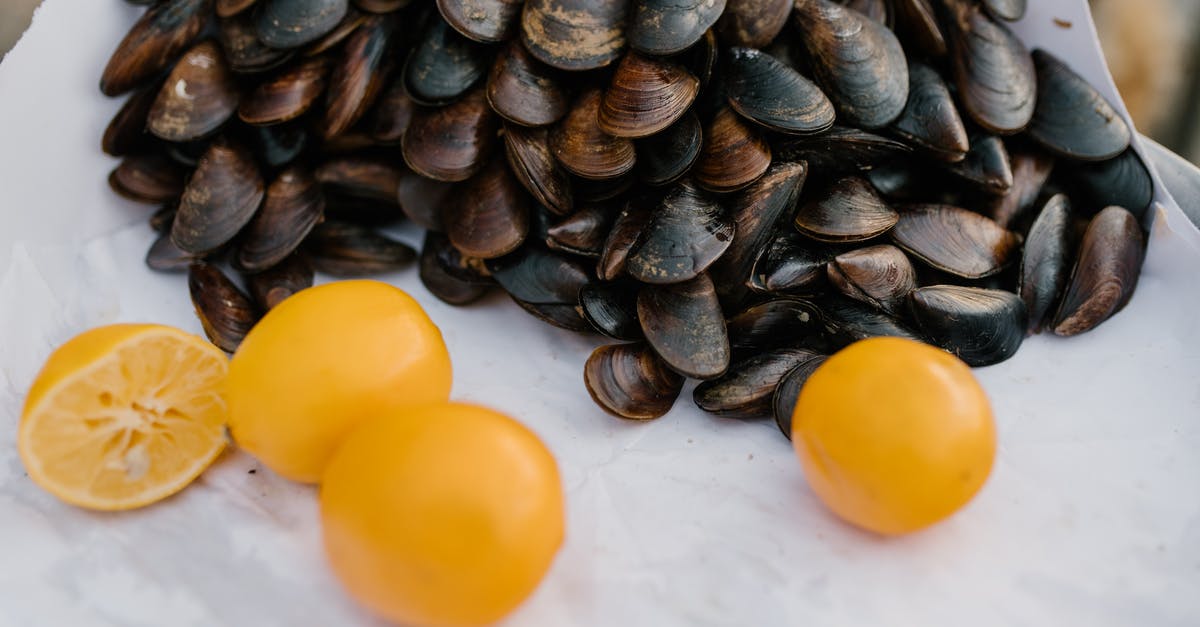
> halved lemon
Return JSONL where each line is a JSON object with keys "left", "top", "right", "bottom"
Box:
{"left": 19, "top": 323, "right": 229, "bottom": 511}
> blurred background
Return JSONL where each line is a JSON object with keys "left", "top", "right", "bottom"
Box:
{"left": 1, "top": 0, "right": 1198, "bottom": 164}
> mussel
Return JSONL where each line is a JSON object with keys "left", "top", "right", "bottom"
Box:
{"left": 487, "top": 41, "right": 568, "bottom": 127}
{"left": 636, "top": 112, "right": 703, "bottom": 187}
{"left": 188, "top": 262, "right": 261, "bottom": 352}
{"left": 1052, "top": 206, "right": 1144, "bottom": 337}
{"left": 625, "top": 182, "right": 734, "bottom": 285}
{"left": 109, "top": 154, "right": 186, "bottom": 204}
{"left": 1028, "top": 49, "right": 1131, "bottom": 161}
{"left": 628, "top": 0, "right": 725, "bottom": 56}
{"left": 826, "top": 244, "right": 917, "bottom": 315}
{"left": 245, "top": 252, "right": 315, "bottom": 309}
{"left": 599, "top": 53, "right": 700, "bottom": 139}
{"left": 943, "top": 0, "right": 1036, "bottom": 134}
{"left": 891, "top": 204, "right": 1021, "bottom": 279}
{"left": 908, "top": 285, "right": 1026, "bottom": 367}
{"left": 1019, "top": 194, "right": 1072, "bottom": 334}
{"left": 890, "top": 62, "right": 969, "bottom": 161}
{"left": 638, "top": 273, "right": 730, "bottom": 379}
{"left": 504, "top": 125, "right": 574, "bottom": 216}
{"left": 236, "top": 166, "right": 326, "bottom": 272}
{"left": 438, "top": 0, "right": 522, "bottom": 43}
{"left": 717, "top": 0, "right": 791, "bottom": 48}
{"left": 419, "top": 231, "right": 492, "bottom": 305}
{"left": 584, "top": 342, "right": 684, "bottom": 420}
{"left": 444, "top": 159, "right": 531, "bottom": 259}
{"left": 550, "top": 89, "right": 637, "bottom": 180}
{"left": 794, "top": 176, "right": 898, "bottom": 242}
{"left": 306, "top": 221, "right": 417, "bottom": 275}
{"left": 772, "top": 355, "right": 827, "bottom": 440}
{"left": 694, "top": 108, "right": 772, "bottom": 193}
{"left": 579, "top": 281, "right": 642, "bottom": 341}
{"left": 694, "top": 348, "right": 824, "bottom": 419}
{"left": 239, "top": 56, "right": 331, "bottom": 125}
{"left": 520, "top": 0, "right": 628, "bottom": 71}
{"left": 172, "top": 139, "right": 264, "bottom": 254}
{"left": 322, "top": 14, "right": 393, "bottom": 138}
{"left": 255, "top": 0, "right": 350, "bottom": 49}
{"left": 724, "top": 47, "right": 836, "bottom": 136}
{"left": 404, "top": 16, "right": 488, "bottom": 106}
{"left": 101, "top": 0, "right": 212, "bottom": 96}
{"left": 147, "top": 41, "right": 239, "bottom": 142}
{"left": 402, "top": 87, "right": 497, "bottom": 181}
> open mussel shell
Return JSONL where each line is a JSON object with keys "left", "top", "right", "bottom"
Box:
{"left": 727, "top": 297, "right": 838, "bottom": 357}
{"left": 487, "top": 42, "right": 568, "bottom": 128}
{"left": 146, "top": 233, "right": 200, "bottom": 272}
{"left": 172, "top": 139, "right": 264, "bottom": 254}
{"left": 1069, "top": 148, "right": 1153, "bottom": 222}
{"left": 1019, "top": 194, "right": 1073, "bottom": 334}
{"left": 772, "top": 354, "right": 827, "bottom": 440}
{"left": 100, "top": 0, "right": 211, "bottom": 96}
{"left": 694, "top": 108, "right": 772, "bottom": 193}
{"left": 694, "top": 348, "right": 824, "bottom": 419}
{"left": 599, "top": 53, "right": 700, "bottom": 139}
{"left": 103, "top": 85, "right": 158, "bottom": 156}
{"left": 724, "top": 47, "right": 835, "bottom": 136}
{"left": 109, "top": 154, "right": 186, "bottom": 204}
{"left": 982, "top": 0, "right": 1025, "bottom": 22}
{"left": 626, "top": 182, "right": 734, "bottom": 284}
{"left": 419, "top": 231, "right": 492, "bottom": 306}
{"left": 818, "top": 293, "right": 924, "bottom": 343}
{"left": 793, "top": 0, "right": 908, "bottom": 129}
{"left": 891, "top": 204, "right": 1021, "bottom": 279}
{"left": 547, "top": 205, "right": 615, "bottom": 258}
{"left": 909, "top": 285, "right": 1026, "bottom": 367}
{"left": 520, "top": 0, "right": 627, "bottom": 71}
{"left": 445, "top": 159, "right": 530, "bottom": 259}
{"left": 315, "top": 156, "right": 403, "bottom": 203}
{"left": 944, "top": 0, "right": 1036, "bottom": 134}
{"left": 256, "top": 0, "right": 350, "bottom": 49}
{"left": 322, "top": 14, "right": 392, "bottom": 138}
{"left": 504, "top": 124, "right": 573, "bottom": 216}
{"left": 245, "top": 252, "right": 315, "bottom": 309}
{"left": 550, "top": 89, "right": 637, "bottom": 181}
{"left": 217, "top": 0, "right": 257, "bottom": 17}
{"left": 397, "top": 171, "right": 453, "bottom": 231}
{"left": 147, "top": 41, "right": 239, "bottom": 142}
{"left": 597, "top": 197, "right": 652, "bottom": 280}
{"left": 239, "top": 56, "right": 331, "bottom": 125}
{"left": 776, "top": 126, "right": 912, "bottom": 173}
{"left": 404, "top": 16, "right": 488, "bottom": 106}
{"left": 403, "top": 87, "right": 497, "bottom": 182}
{"left": 219, "top": 11, "right": 294, "bottom": 74}
{"left": 438, "top": 0, "right": 521, "bottom": 42}
{"left": 580, "top": 281, "right": 642, "bottom": 341}
{"left": 306, "top": 221, "right": 416, "bottom": 276}
{"left": 236, "top": 166, "right": 326, "bottom": 272}
{"left": 987, "top": 150, "right": 1054, "bottom": 229}
{"left": 890, "top": 62, "right": 969, "bottom": 161}
{"left": 368, "top": 76, "right": 415, "bottom": 143}
{"left": 1052, "top": 206, "right": 1145, "bottom": 337}
{"left": 188, "top": 262, "right": 261, "bottom": 353}
{"left": 638, "top": 273, "right": 730, "bottom": 380}
{"left": 944, "top": 134, "right": 1013, "bottom": 194}
{"left": 628, "top": 0, "right": 724, "bottom": 56}
{"left": 827, "top": 244, "right": 917, "bottom": 315}
{"left": 584, "top": 342, "right": 684, "bottom": 420}
{"left": 794, "top": 176, "right": 898, "bottom": 243}
{"left": 749, "top": 230, "right": 836, "bottom": 294}
{"left": 717, "top": 0, "right": 791, "bottom": 48}
{"left": 636, "top": 112, "right": 702, "bottom": 187}
{"left": 710, "top": 162, "right": 808, "bottom": 304}
{"left": 1028, "top": 50, "right": 1131, "bottom": 162}
{"left": 893, "top": 0, "right": 946, "bottom": 58}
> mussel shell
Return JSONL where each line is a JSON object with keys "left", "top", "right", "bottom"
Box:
{"left": 1052, "top": 206, "right": 1145, "bottom": 337}
{"left": 709, "top": 162, "right": 808, "bottom": 305}
{"left": 304, "top": 6, "right": 368, "bottom": 56}
{"left": 323, "top": 14, "right": 393, "bottom": 138}
{"left": 637, "top": 273, "right": 730, "bottom": 380}
{"left": 100, "top": 0, "right": 211, "bottom": 96}
{"left": 109, "top": 154, "right": 187, "bottom": 204}
{"left": 188, "top": 262, "right": 261, "bottom": 353}
{"left": 945, "top": 0, "right": 1036, "bottom": 134}
{"left": 843, "top": 0, "right": 892, "bottom": 25}
{"left": 694, "top": 108, "right": 772, "bottom": 193}
{"left": 793, "top": 0, "right": 909, "bottom": 129}
{"left": 438, "top": 0, "right": 522, "bottom": 43}
{"left": 597, "top": 196, "right": 653, "bottom": 280}
{"left": 217, "top": 0, "right": 258, "bottom": 18}
{"left": 354, "top": 0, "right": 410, "bottom": 11}
{"left": 504, "top": 124, "right": 574, "bottom": 216}
{"left": 419, "top": 231, "right": 492, "bottom": 305}
{"left": 255, "top": 0, "right": 350, "bottom": 49}
{"left": 775, "top": 126, "right": 912, "bottom": 173}
{"left": 397, "top": 171, "right": 453, "bottom": 231}
{"left": 573, "top": 172, "right": 637, "bottom": 203}
{"left": 245, "top": 251, "right": 315, "bottom": 309}
{"left": 986, "top": 150, "right": 1055, "bottom": 229}
{"left": 520, "top": 0, "right": 628, "bottom": 71}
{"left": 444, "top": 159, "right": 530, "bottom": 259}
{"left": 147, "top": 41, "right": 239, "bottom": 142}
{"left": 404, "top": 16, "right": 489, "bottom": 106}
{"left": 172, "top": 139, "right": 265, "bottom": 254}
{"left": 826, "top": 244, "right": 917, "bottom": 315}
{"left": 1028, "top": 49, "right": 1131, "bottom": 161}
{"left": 890, "top": 62, "right": 969, "bottom": 161}
{"left": 817, "top": 293, "right": 924, "bottom": 343}
{"left": 599, "top": 53, "right": 700, "bottom": 139}
{"left": 584, "top": 342, "right": 684, "bottom": 420}
{"left": 772, "top": 355, "right": 827, "bottom": 440}
{"left": 239, "top": 56, "right": 331, "bottom": 125}
{"left": 1069, "top": 148, "right": 1154, "bottom": 222}
{"left": 219, "top": 11, "right": 294, "bottom": 73}
{"left": 402, "top": 87, "right": 497, "bottom": 181}
{"left": 549, "top": 89, "right": 637, "bottom": 181}
{"left": 626, "top": 182, "right": 734, "bottom": 284}
{"left": 727, "top": 297, "right": 838, "bottom": 357}
{"left": 694, "top": 348, "right": 824, "bottom": 419}
{"left": 306, "top": 221, "right": 417, "bottom": 275}
{"left": 547, "top": 205, "right": 615, "bottom": 257}
{"left": 580, "top": 281, "right": 643, "bottom": 341}
{"left": 724, "top": 47, "right": 835, "bottom": 136}
{"left": 944, "top": 134, "right": 1013, "bottom": 194}
{"left": 1018, "top": 194, "right": 1073, "bottom": 334}
{"left": 748, "top": 230, "right": 836, "bottom": 294}
{"left": 794, "top": 176, "right": 898, "bottom": 243}
{"left": 891, "top": 203, "right": 1021, "bottom": 279}
{"left": 982, "top": 0, "right": 1025, "bottom": 22}
{"left": 150, "top": 204, "right": 178, "bottom": 234}
{"left": 103, "top": 85, "right": 158, "bottom": 156}
{"left": 315, "top": 156, "right": 403, "bottom": 203}
{"left": 236, "top": 166, "right": 326, "bottom": 272}
{"left": 486, "top": 246, "right": 591, "bottom": 305}
{"left": 487, "top": 41, "right": 568, "bottom": 128}
{"left": 909, "top": 285, "right": 1026, "bottom": 367}
{"left": 636, "top": 111, "right": 702, "bottom": 186}
{"left": 368, "top": 76, "right": 416, "bottom": 143}
{"left": 716, "top": 0, "right": 791, "bottom": 48}
{"left": 628, "top": 0, "right": 724, "bottom": 55}
{"left": 146, "top": 233, "right": 200, "bottom": 272}
{"left": 893, "top": 0, "right": 946, "bottom": 58}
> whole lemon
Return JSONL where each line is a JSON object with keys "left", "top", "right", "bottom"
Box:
{"left": 792, "top": 337, "right": 996, "bottom": 535}
{"left": 227, "top": 281, "right": 452, "bottom": 483}
{"left": 321, "top": 402, "right": 564, "bottom": 626}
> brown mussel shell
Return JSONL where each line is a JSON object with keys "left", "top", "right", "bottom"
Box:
{"left": 315, "top": 156, "right": 404, "bottom": 203}
{"left": 794, "top": 176, "right": 898, "bottom": 243}
{"left": 304, "top": 6, "right": 368, "bottom": 56}
{"left": 826, "top": 244, "right": 917, "bottom": 315}
{"left": 404, "top": 16, "right": 489, "bottom": 106}
{"left": 694, "top": 348, "right": 824, "bottom": 419}
{"left": 444, "top": 159, "right": 531, "bottom": 259}
{"left": 547, "top": 205, "right": 615, "bottom": 258}
{"left": 584, "top": 342, "right": 684, "bottom": 420}
{"left": 237, "top": 166, "right": 326, "bottom": 272}
{"left": 103, "top": 85, "right": 159, "bottom": 156}
{"left": 306, "top": 221, "right": 417, "bottom": 276}
{"left": 1019, "top": 194, "right": 1073, "bottom": 334}
{"left": 890, "top": 62, "right": 969, "bottom": 161}
{"left": 628, "top": 0, "right": 725, "bottom": 56}
{"left": 772, "top": 355, "right": 827, "bottom": 440}
{"left": 637, "top": 273, "right": 730, "bottom": 380}
{"left": 419, "top": 231, "right": 492, "bottom": 306}
{"left": 487, "top": 41, "right": 568, "bottom": 127}
{"left": 636, "top": 111, "right": 703, "bottom": 187}
{"left": 986, "top": 150, "right": 1054, "bottom": 228}
{"left": 894, "top": 0, "right": 946, "bottom": 57}
{"left": 504, "top": 124, "right": 574, "bottom": 216}
{"left": 908, "top": 285, "right": 1026, "bottom": 367}
{"left": 354, "top": 0, "right": 411, "bottom": 12}
{"left": 323, "top": 15, "right": 393, "bottom": 138}
{"left": 1028, "top": 49, "right": 1131, "bottom": 161}
{"left": 219, "top": 11, "right": 294, "bottom": 73}
{"left": 724, "top": 47, "right": 836, "bottom": 136}
{"left": 239, "top": 55, "right": 331, "bottom": 125}
{"left": 520, "top": 0, "right": 628, "bottom": 71}
{"left": 438, "top": 0, "right": 522, "bottom": 43}
{"left": 146, "top": 232, "right": 200, "bottom": 272}
{"left": 580, "top": 281, "right": 642, "bottom": 341}
{"left": 1052, "top": 206, "right": 1145, "bottom": 336}
{"left": 245, "top": 252, "right": 315, "bottom": 309}
{"left": 397, "top": 171, "right": 454, "bottom": 231}
{"left": 368, "top": 76, "right": 416, "bottom": 143}
{"left": 550, "top": 89, "right": 637, "bottom": 181}
{"left": 597, "top": 197, "right": 653, "bottom": 280}
{"left": 944, "top": 0, "right": 1036, "bottom": 134}
{"left": 891, "top": 204, "right": 1021, "bottom": 279}
{"left": 694, "top": 108, "right": 771, "bottom": 193}
{"left": 626, "top": 182, "right": 734, "bottom": 285}
{"left": 776, "top": 126, "right": 912, "bottom": 173}
{"left": 101, "top": 0, "right": 212, "bottom": 96}
{"left": 598, "top": 53, "right": 701, "bottom": 139}
{"left": 172, "top": 139, "right": 265, "bottom": 254}
{"left": 716, "top": 0, "right": 791, "bottom": 48}
{"left": 148, "top": 41, "right": 239, "bottom": 142}
{"left": 188, "top": 262, "right": 261, "bottom": 352}
{"left": 255, "top": 0, "right": 350, "bottom": 49}
{"left": 403, "top": 87, "right": 497, "bottom": 182}
{"left": 109, "top": 154, "right": 187, "bottom": 204}
{"left": 944, "top": 134, "right": 1013, "bottom": 194}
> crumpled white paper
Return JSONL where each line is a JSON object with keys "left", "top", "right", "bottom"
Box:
{"left": 0, "top": 2, "right": 1198, "bottom": 626}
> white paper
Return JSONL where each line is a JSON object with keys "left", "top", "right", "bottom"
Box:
{"left": 1, "top": 2, "right": 1198, "bottom": 626}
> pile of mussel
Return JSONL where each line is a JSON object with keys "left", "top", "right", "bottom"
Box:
{"left": 101, "top": 0, "right": 1151, "bottom": 437}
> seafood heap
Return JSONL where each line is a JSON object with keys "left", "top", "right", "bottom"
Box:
{"left": 100, "top": 0, "right": 1150, "bottom": 435}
